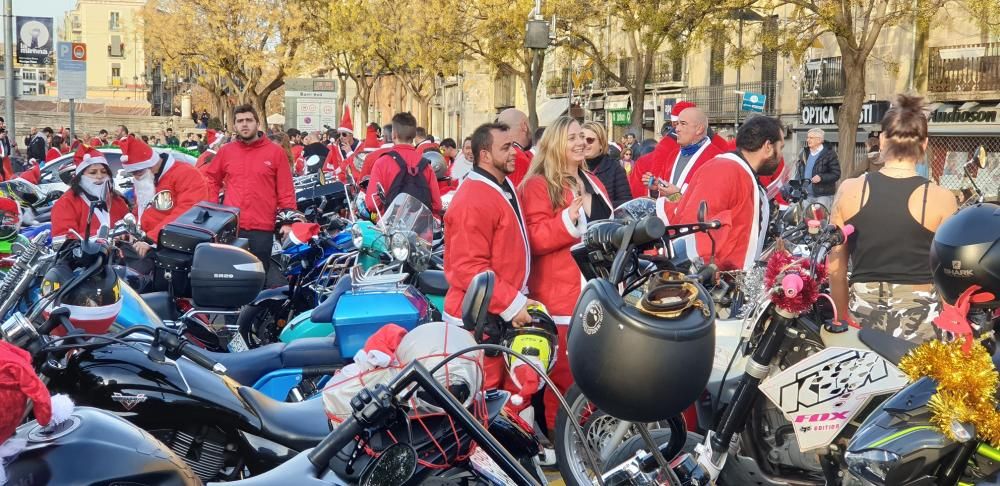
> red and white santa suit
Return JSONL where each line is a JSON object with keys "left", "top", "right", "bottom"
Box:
{"left": 51, "top": 147, "right": 130, "bottom": 246}
{"left": 660, "top": 137, "right": 723, "bottom": 194}
{"left": 195, "top": 130, "right": 224, "bottom": 173}
{"left": 322, "top": 106, "right": 361, "bottom": 181}
{"left": 443, "top": 169, "right": 531, "bottom": 390}
{"left": 519, "top": 171, "right": 610, "bottom": 429}
{"left": 628, "top": 136, "right": 678, "bottom": 198}
{"left": 118, "top": 137, "right": 208, "bottom": 243}
{"left": 509, "top": 143, "right": 533, "bottom": 187}
{"left": 657, "top": 153, "right": 770, "bottom": 271}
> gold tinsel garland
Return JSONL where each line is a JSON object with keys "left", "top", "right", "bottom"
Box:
{"left": 898, "top": 339, "right": 1000, "bottom": 445}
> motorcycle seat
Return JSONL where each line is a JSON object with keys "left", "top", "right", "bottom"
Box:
{"left": 416, "top": 270, "right": 449, "bottom": 296}
{"left": 204, "top": 337, "right": 341, "bottom": 385}
{"left": 142, "top": 291, "right": 179, "bottom": 321}
{"left": 238, "top": 386, "right": 330, "bottom": 451}
{"left": 858, "top": 328, "right": 918, "bottom": 366}
{"left": 310, "top": 274, "right": 353, "bottom": 323}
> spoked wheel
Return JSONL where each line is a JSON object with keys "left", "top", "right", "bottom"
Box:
{"left": 555, "top": 384, "right": 683, "bottom": 486}
{"left": 236, "top": 301, "right": 282, "bottom": 348}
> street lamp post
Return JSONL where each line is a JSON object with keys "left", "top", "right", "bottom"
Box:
{"left": 731, "top": 9, "right": 764, "bottom": 131}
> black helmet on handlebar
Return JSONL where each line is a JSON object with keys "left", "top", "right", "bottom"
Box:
{"left": 41, "top": 259, "right": 122, "bottom": 335}
{"left": 275, "top": 208, "right": 305, "bottom": 232}
{"left": 0, "top": 196, "right": 21, "bottom": 242}
{"left": 930, "top": 203, "right": 1000, "bottom": 306}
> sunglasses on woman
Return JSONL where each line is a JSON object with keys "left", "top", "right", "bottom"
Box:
{"left": 583, "top": 137, "right": 597, "bottom": 145}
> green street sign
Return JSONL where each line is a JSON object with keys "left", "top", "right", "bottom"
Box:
{"left": 610, "top": 109, "right": 631, "bottom": 126}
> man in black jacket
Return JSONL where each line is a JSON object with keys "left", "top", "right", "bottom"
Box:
{"left": 26, "top": 127, "right": 51, "bottom": 163}
{"left": 796, "top": 128, "right": 841, "bottom": 209}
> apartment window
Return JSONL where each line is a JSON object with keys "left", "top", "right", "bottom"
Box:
{"left": 21, "top": 71, "right": 35, "bottom": 81}
{"left": 109, "top": 12, "right": 121, "bottom": 31}
{"left": 494, "top": 70, "right": 515, "bottom": 109}
{"left": 671, "top": 52, "right": 684, "bottom": 83}
{"left": 709, "top": 32, "right": 725, "bottom": 86}
{"left": 109, "top": 35, "right": 123, "bottom": 57}
{"left": 111, "top": 64, "right": 122, "bottom": 87}
{"left": 761, "top": 16, "right": 778, "bottom": 84}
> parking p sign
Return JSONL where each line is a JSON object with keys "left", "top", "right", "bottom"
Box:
{"left": 57, "top": 42, "right": 87, "bottom": 99}
{"left": 741, "top": 92, "right": 766, "bottom": 113}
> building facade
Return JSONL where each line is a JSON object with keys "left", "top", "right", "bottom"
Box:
{"left": 62, "top": 0, "right": 148, "bottom": 104}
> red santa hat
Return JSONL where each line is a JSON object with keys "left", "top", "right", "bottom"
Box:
{"left": 670, "top": 101, "right": 697, "bottom": 122}
{"left": 206, "top": 129, "right": 222, "bottom": 149}
{"left": 0, "top": 341, "right": 73, "bottom": 481}
{"left": 118, "top": 136, "right": 159, "bottom": 172}
{"left": 362, "top": 124, "right": 380, "bottom": 150}
{"left": 286, "top": 222, "right": 320, "bottom": 245}
{"left": 72, "top": 146, "right": 109, "bottom": 174}
{"left": 338, "top": 105, "right": 353, "bottom": 134}
{"left": 0, "top": 197, "right": 19, "bottom": 221}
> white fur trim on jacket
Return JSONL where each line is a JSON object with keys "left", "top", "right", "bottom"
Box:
{"left": 561, "top": 207, "right": 586, "bottom": 238}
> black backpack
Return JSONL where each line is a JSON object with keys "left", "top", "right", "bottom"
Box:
{"left": 385, "top": 151, "right": 433, "bottom": 210}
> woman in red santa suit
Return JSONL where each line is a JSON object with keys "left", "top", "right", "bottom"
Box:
{"left": 51, "top": 147, "right": 131, "bottom": 246}
{"left": 518, "top": 116, "right": 611, "bottom": 431}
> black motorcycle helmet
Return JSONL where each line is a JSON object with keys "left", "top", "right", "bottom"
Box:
{"left": 568, "top": 271, "right": 715, "bottom": 423}
{"left": 930, "top": 203, "right": 1000, "bottom": 305}
{"left": 0, "top": 196, "right": 21, "bottom": 242}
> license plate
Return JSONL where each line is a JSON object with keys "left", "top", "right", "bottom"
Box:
{"left": 228, "top": 333, "right": 249, "bottom": 353}
{"left": 468, "top": 448, "right": 517, "bottom": 485}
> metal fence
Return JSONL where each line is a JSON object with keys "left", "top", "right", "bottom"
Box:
{"left": 683, "top": 81, "right": 780, "bottom": 123}
{"left": 800, "top": 57, "right": 845, "bottom": 99}
{"left": 927, "top": 136, "right": 1000, "bottom": 200}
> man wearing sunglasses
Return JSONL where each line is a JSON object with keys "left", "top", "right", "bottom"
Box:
{"left": 321, "top": 109, "right": 362, "bottom": 182}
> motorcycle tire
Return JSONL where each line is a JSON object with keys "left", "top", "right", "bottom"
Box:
{"left": 236, "top": 301, "right": 283, "bottom": 348}
{"left": 555, "top": 384, "right": 678, "bottom": 486}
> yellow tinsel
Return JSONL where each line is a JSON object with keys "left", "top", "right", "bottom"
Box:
{"left": 898, "top": 338, "right": 1000, "bottom": 445}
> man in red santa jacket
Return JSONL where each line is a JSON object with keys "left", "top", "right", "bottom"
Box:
{"left": 322, "top": 106, "right": 361, "bottom": 182}
{"left": 118, "top": 136, "right": 208, "bottom": 257}
{"left": 444, "top": 121, "right": 534, "bottom": 390}
{"left": 645, "top": 105, "right": 722, "bottom": 199}
{"left": 657, "top": 116, "right": 785, "bottom": 271}
{"left": 496, "top": 108, "right": 533, "bottom": 186}
{"left": 628, "top": 101, "right": 690, "bottom": 198}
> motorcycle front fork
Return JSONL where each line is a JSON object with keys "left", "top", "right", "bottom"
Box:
{"left": 687, "top": 308, "right": 798, "bottom": 483}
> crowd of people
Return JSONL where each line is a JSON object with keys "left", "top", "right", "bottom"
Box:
{"left": 0, "top": 91, "right": 960, "bottom": 465}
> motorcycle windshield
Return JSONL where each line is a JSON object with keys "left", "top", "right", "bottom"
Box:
{"left": 0, "top": 179, "right": 46, "bottom": 206}
{"left": 379, "top": 193, "right": 434, "bottom": 247}
{"left": 612, "top": 197, "right": 656, "bottom": 223}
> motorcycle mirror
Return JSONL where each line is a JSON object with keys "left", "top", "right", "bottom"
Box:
{"left": 358, "top": 443, "right": 417, "bottom": 486}
{"left": 976, "top": 146, "right": 988, "bottom": 169}
{"left": 461, "top": 271, "right": 495, "bottom": 337}
{"left": 150, "top": 190, "right": 174, "bottom": 212}
{"left": 377, "top": 183, "right": 386, "bottom": 203}
{"left": 698, "top": 201, "right": 708, "bottom": 223}
{"left": 806, "top": 202, "right": 830, "bottom": 225}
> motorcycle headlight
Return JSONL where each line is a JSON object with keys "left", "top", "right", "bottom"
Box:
{"left": 390, "top": 232, "right": 410, "bottom": 262}
{"left": 350, "top": 225, "right": 364, "bottom": 249}
{"left": 845, "top": 449, "right": 900, "bottom": 485}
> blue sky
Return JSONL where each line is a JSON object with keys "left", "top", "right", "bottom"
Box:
{"left": 16, "top": 0, "right": 77, "bottom": 19}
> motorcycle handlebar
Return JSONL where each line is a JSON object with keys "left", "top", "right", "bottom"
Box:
{"left": 179, "top": 342, "right": 226, "bottom": 374}
{"left": 307, "top": 416, "right": 364, "bottom": 471}
{"left": 586, "top": 216, "right": 666, "bottom": 251}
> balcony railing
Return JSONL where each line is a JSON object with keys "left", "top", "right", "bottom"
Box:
{"left": 928, "top": 42, "right": 1000, "bottom": 93}
{"left": 682, "top": 81, "right": 780, "bottom": 121}
{"left": 800, "top": 56, "right": 845, "bottom": 99}
{"left": 546, "top": 76, "right": 567, "bottom": 96}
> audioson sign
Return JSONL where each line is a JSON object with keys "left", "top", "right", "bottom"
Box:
{"left": 930, "top": 109, "right": 998, "bottom": 123}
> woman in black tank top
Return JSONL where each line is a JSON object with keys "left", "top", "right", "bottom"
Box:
{"left": 828, "top": 94, "right": 958, "bottom": 342}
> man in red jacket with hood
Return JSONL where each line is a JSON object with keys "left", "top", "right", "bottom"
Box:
{"left": 118, "top": 136, "right": 208, "bottom": 257}
{"left": 203, "top": 105, "right": 296, "bottom": 270}
{"left": 365, "top": 112, "right": 442, "bottom": 216}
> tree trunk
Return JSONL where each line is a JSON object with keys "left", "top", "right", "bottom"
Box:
{"left": 913, "top": 19, "right": 930, "bottom": 93}
{"left": 337, "top": 75, "right": 347, "bottom": 121}
{"left": 836, "top": 50, "right": 867, "bottom": 178}
{"left": 630, "top": 85, "right": 645, "bottom": 136}
{"left": 358, "top": 81, "right": 372, "bottom": 129}
{"left": 524, "top": 49, "right": 545, "bottom": 131}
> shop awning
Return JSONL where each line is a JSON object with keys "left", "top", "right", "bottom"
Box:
{"left": 537, "top": 98, "right": 570, "bottom": 127}
{"left": 605, "top": 95, "right": 630, "bottom": 111}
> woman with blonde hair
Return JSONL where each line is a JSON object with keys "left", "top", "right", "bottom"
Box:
{"left": 581, "top": 121, "right": 631, "bottom": 207}
{"left": 518, "top": 116, "right": 611, "bottom": 431}
{"left": 829, "top": 94, "right": 957, "bottom": 341}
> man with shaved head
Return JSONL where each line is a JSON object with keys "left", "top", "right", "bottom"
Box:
{"left": 644, "top": 104, "right": 722, "bottom": 198}
{"left": 496, "top": 108, "right": 533, "bottom": 185}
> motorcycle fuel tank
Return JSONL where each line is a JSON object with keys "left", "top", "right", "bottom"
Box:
{"left": 47, "top": 342, "right": 262, "bottom": 432}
